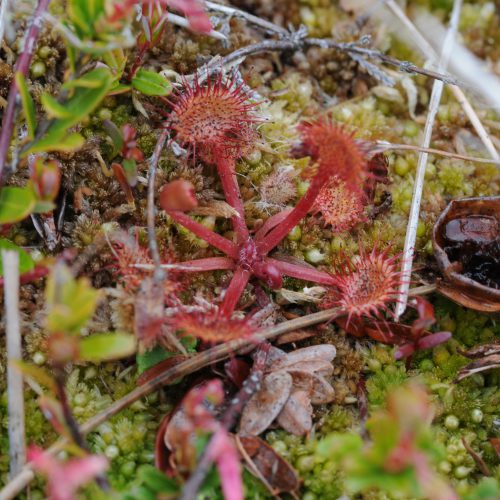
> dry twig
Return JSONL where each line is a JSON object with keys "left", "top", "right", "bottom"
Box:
{"left": 395, "top": 0, "right": 462, "bottom": 319}
{"left": 2, "top": 250, "right": 25, "bottom": 478}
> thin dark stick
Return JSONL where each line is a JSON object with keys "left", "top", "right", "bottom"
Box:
{"left": 53, "top": 369, "right": 87, "bottom": 450}
{"left": 147, "top": 129, "right": 169, "bottom": 283}
{"left": 53, "top": 368, "right": 109, "bottom": 490}
{"left": 0, "top": 0, "right": 51, "bottom": 185}
{"left": 179, "top": 343, "right": 270, "bottom": 500}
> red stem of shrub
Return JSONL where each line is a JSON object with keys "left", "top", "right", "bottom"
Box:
{"left": 0, "top": 0, "right": 51, "bottom": 185}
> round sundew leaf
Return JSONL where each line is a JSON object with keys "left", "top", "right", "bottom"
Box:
{"left": 0, "top": 187, "right": 36, "bottom": 224}
{"left": 239, "top": 371, "right": 292, "bottom": 436}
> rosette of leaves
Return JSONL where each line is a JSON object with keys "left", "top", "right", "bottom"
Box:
{"left": 239, "top": 345, "right": 336, "bottom": 436}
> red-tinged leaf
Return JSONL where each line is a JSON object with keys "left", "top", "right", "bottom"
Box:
{"left": 112, "top": 162, "right": 135, "bottom": 205}
{"left": 28, "top": 446, "right": 108, "bottom": 500}
{"left": 167, "top": 0, "right": 212, "bottom": 33}
{"left": 224, "top": 358, "right": 250, "bottom": 389}
{"left": 155, "top": 412, "right": 173, "bottom": 473}
{"left": 394, "top": 343, "right": 415, "bottom": 360}
{"left": 38, "top": 396, "right": 70, "bottom": 438}
{"left": 335, "top": 315, "right": 366, "bottom": 337}
{"left": 417, "top": 331, "right": 452, "bottom": 350}
{"left": 209, "top": 430, "right": 243, "bottom": 500}
{"left": 136, "top": 355, "right": 187, "bottom": 386}
{"left": 238, "top": 436, "right": 300, "bottom": 495}
{"left": 160, "top": 179, "right": 198, "bottom": 212}
{"left": 490, "top": 438, "right": 500, "bottom": 457}
{"left": 412, "top": 296, "right": 436, "bottom": 332}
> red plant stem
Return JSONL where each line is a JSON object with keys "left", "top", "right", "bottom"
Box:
{"left": 0, "top": 0, "right": 51, "bottom": 185}
{"left": 167, "top": 209, "right": 238, "bottom": 258}
{"left": 216, "top": 156, "right": 249, "bottom": 244}
{"left": 172, "top": 257, "right": 235, "bottom": 271}
{"left": 257, "top": 179, "right": 321, "bottom": 254}
{"left": 266, "top": 257, "right": 336, "bottom": 285}
{"left": 220, "top": 266, "right": 251, "bottom": 317}
{"left": 254, "top": 208, "right": 293, "bottom": 241}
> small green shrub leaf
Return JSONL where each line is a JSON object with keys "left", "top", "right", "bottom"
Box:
{"left": 26, "top": 132, "right": 86, "bottom": 155}
{"left": 138, "top": 465, "right": 179, "bottom": 493}
{"left": 0, "top": 238, "right": 35, "bottom": 276}
{"left": 41, "top": 94, "right": 73, "bottom": 119}
{"left": 26, "top": 68, "right": 113, "bottom": 155}
{"left": 15, "top": 72, "right": 36, "bottom": 139}
{"left": 79, "top": 332, "right": 137, "bottom": 362}
{"left": 45, "top": 263, "right": 100, "bottom": 334}
{"left": 132, "top": 69, "right": 172, "bottom": 96}
{"left": 11, "top": 360, "right": 56, "bottom": 392}
{"left": 136, "top": 346, "right": 170, "bottom": 374}
{"left": 0, "top": 187, "right": 36, "bottom": 224}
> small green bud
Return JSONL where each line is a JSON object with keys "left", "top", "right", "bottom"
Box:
{"left": 272, "top": 440, "right": 287, "bottom": 455}
{"left": 245, "top": 149, "right": 261, "bottom": 165}
{"left": 105, "top": 445, "right": 120, "bottom": 459}
{"left": 416, "top": 219, "right": 426, "bottom": 238}
{"left": 394, "top": 157, "right": 410, "bottom": 176}
{"left": 32, "top": 352, "right": 46, "bottom": 365}
{"left": 120, "top": 461, "right": 136, "bottom": 477}
{"left": 297, "top": 181, "right": 310, "bottom": 197}
{"left": 444, "top": 415, "right": 459, "bottom": 430}
{"left": 98, "top": 108, "right": 113, "bottom": 121}
{"left": 470, "top": 409, "right": 483, "bottom": 423}
{"left": 438, "top": 461, "right": 452, "bottom": 474}
{"left": 403, "top": 121, "right": 419, "bottom": 137}
{"left": 419, "top": 359, "right": 434, "bottom": 372}
{"left": 454, "top": 466, "right": 472, "bottom": 479}
{"left": 305, "top": 248, "right": 325, "bottom": 264}
{"left": 38, "top": 46, "right": 51, "bottom": 59}
{"left": 367, "top": 358, "right": 382, "bottom": 371}
{"left": 297, "top": 455, "right": 315, "bottom": 472}
{"left": 31, "top": 61, "right": 46, "bottom": 78}
{"left": 302, "top": 493, "right": 316, "bottom": 500}
{"left": 287, "top": 225, "right": 302, "bottom": 241}
{"left": 74, "top": 393, "right": 87, "bottom": 406}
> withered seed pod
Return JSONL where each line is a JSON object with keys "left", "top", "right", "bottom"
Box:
{"left": 432, "top": 196, "right": 500, "bottom": 313}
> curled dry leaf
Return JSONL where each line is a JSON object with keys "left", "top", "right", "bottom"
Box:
{"left": 455, "top": 340, "right": 500, "bottom": 382}
{"left": 238, "top": 436, "right": 300, "bottom": 495}
{"left": 276, "top": 390, "right": 313, "bottom": 436}
{"left": 239, "top": 371, "right": 293, "bottom": 436}
{"left": 433, "top": 196, "right": 500, "bottom": 313}
{"left": 239, "top": 345, "right": 336, "bottom": 436}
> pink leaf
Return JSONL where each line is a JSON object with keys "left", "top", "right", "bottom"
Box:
{"left": 394, "top": 343, "right": 415, "bottom": 360}
{"left": 418, "top": 331, "right": 452, "bottom": 350}
{"left": 28, "top": 446, "right": 108, "bottom": 500}
{"left": 166, "top": 0, "right": 212, "bottom": 33}
{"left": 209, "top": 430, "right": 243, "bottom": 500}
{"left": 412, "top": 297, "right": 436, "bottom": 333}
